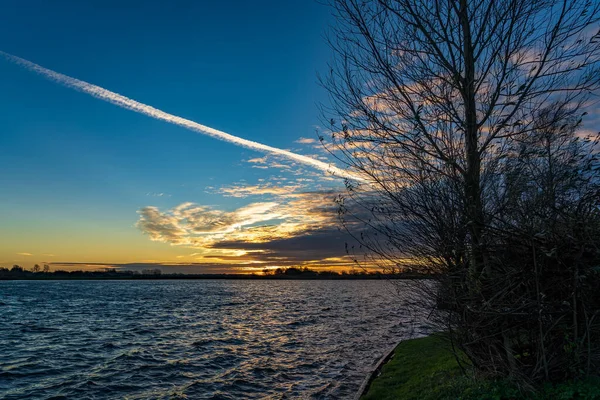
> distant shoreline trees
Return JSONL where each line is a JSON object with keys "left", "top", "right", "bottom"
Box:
{"left": 0, "top": 265, "right": 430, "bottom": 280}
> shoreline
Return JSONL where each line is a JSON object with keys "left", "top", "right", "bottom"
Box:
{"left": 354, "top": 340, "right": 404, "bottom": 400}
{"left": 357, "top": 335, "right": 600, "bottom": 399}
{"left": 0, "top": 274, "right": 433, "bottom": 281}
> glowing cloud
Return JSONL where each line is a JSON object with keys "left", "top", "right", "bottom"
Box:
{"left": 136, "top": 190, "right": 341, "bottom": 248}
{"left": 0, "top": 51, "right": 363, "bottom": 181}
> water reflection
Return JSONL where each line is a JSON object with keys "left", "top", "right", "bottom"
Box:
{"left": 0, "top": 280, "right": 431, "bottom": 399}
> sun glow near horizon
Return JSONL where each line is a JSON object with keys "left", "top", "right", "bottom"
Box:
{"left": 0, "top": 2, "right": 368, "bottom": 275}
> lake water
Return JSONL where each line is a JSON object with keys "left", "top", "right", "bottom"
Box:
{"left": 0, "top": 280, "right": 431, "bottom": 399}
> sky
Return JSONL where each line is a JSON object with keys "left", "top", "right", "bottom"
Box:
{"left": 0, "top": 0, "right": 358, "bottom": 273}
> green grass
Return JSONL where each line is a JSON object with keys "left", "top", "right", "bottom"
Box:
{"left": 361, "top": 335, "right": 600, "bottom": 400}
{"left": 361, "top": 334, "right": 466, "bottom": 400}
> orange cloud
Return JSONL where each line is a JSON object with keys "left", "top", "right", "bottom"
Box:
{"left": 136, "top": 188, "right": 353, "bottom": 267}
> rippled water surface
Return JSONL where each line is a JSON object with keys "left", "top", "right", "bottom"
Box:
{"left": 0, "top": 280, "right": 430, "bottom": 399}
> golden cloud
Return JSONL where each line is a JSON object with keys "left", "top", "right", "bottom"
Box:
{"left": 136, "top": 190, "right": 341, "bottom": 251}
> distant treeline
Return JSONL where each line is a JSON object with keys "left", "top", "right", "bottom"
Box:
{"left": 0, "top": 265, "right": 430, "bottom": 280}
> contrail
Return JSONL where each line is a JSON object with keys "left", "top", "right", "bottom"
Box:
{"left": 0, "top": 51, "right": 363, "bottom": 181}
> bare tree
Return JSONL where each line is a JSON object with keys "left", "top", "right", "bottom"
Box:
{"left": 323, "top": 0, "right": 600, "bottom": 385}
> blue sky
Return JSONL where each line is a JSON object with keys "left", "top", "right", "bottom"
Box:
{"left": 0, "top": 0, "right": 356, "bottom": 272}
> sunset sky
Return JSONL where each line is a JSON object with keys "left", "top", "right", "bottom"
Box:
{"left": 0, "top": 1, "right": 358, "bottom": 273}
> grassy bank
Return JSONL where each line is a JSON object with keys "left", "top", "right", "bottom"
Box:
{"left": 361, "top": 335, "right": 600, "bottom": 400}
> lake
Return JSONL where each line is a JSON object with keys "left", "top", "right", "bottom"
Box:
{"left": 0, "top": 280, "right": 431, "bottom": 399}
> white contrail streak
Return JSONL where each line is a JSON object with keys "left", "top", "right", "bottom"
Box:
{"left": 0, "top": 51, "right": 363, "bottom": 181}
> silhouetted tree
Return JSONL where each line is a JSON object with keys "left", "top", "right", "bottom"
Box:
{"left": 11, "top": 265, "right": 23, "bottom": 273}
{"left": 324, "top": 0, "right": 600, "bottom": 386}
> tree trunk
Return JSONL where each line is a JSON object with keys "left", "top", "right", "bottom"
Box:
{"left": 459, "top": 0, "right": 486, "bottom": 280}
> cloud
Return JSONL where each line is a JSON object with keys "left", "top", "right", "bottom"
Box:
{"left": 0, "top": 51, "right": 363, "bottom": 181}
{"left": 137, "top": 201, "right": 286, "bottom": 246}
{"left": 217, "top": 184, "right": 300, "bottom": 198}
{"left": 146, "top": 192, "right": 171, "bottom": 197}
{"left": 244, "top": 154, "right": 298, "bottom": 171}
{"left": 208, "top": 227, "right": 352, "bottom": 263}
{"left": 295, "top": 137, "right": 317, "bottom": 144}
{"left": 135, "top": 189, "right": 352, "bottom": 265}
{"left": 246, "top": 156, "right": 268, "bottom": 164}
{"left": 135, "top": 206, "right": 188, "bottom": 243}
{"left": 16, "top": 252, "right": 33, "bottom": 256}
